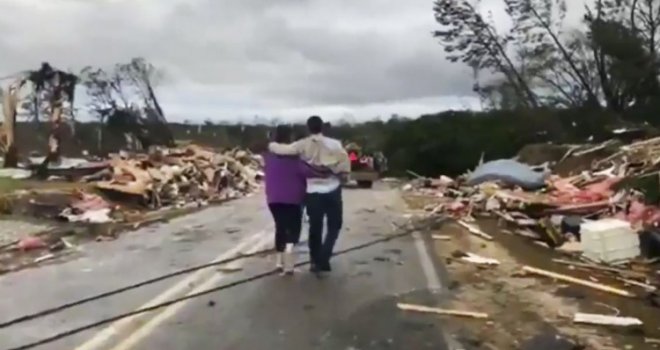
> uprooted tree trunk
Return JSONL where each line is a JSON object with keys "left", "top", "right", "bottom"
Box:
{"left": 2, "top": 63, "right": 77, "bottom": 171}
{"left": 37, "top": 101, "right": 64, "bottom": 178}
{"left": 2, "top": 80, "right": 22, "bottom": 168}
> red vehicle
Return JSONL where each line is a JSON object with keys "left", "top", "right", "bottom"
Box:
{"left": 346, "top": 145, "right": 381, "bottom": 189}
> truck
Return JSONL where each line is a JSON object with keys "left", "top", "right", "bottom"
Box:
{"left": 345, "top": 143, "right": 386, "bottom": 189}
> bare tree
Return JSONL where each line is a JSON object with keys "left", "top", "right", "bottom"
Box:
{"left": 433, "top": 0, "right": 539, "bottom": 108}
{"left": 505, "top": 0, "right": 602, "bottom": 107}
{"left": 629, "top": 0, "right": 660, "bottom": 56}
{"left": 117, "top": 58, "right": 174, "bottom": 146}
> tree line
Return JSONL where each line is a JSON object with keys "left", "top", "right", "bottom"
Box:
{"left": 8, "top": 0, "right": 660, "bottom": 177}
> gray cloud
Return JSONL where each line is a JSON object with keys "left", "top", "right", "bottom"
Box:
{"left": 0, "top": 0, "right": 477, "bottom": 120}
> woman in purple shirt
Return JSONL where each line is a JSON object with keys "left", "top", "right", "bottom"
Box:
{"left": 264, "top": 125, "right": 326, "bottom": 274}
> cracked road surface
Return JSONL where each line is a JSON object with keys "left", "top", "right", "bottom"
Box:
{"left": 0, "top": 185, "right": 451, "bottom": 350}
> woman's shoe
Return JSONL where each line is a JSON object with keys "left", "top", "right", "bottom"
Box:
{"left": 275, "top": 252, "right": 284, "bottom": 271}
{"left": 282, "top": 244, "right": 295, "bottom": 275}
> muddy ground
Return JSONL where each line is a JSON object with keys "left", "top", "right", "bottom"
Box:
{"left": 405, "top": 194, "right": 660, "bottom": 350}
{"left": 0, "top": 187, "right": 228, "bottom": 275}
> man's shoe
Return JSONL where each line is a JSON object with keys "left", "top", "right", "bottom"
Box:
{"left": 309, "top": 263, "right": 321, "bottom": 273}
{"left": 319, "top": 262, "right": 332, "bottom": 272}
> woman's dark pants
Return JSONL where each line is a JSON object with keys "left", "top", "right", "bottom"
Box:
{"left": 268, "top": 203, "right": 303, "bottom": 252}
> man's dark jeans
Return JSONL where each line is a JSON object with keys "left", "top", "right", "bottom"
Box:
{"left": 305, "top": 187, "right": 343, "bottom": 270}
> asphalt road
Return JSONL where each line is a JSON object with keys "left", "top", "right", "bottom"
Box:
{"left": 0, "top": 185, "right": 453, "bottom": 350}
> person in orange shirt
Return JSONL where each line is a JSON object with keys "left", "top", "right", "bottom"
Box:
{"left": 349, "top": 151, "right": 358, "bottom": 162}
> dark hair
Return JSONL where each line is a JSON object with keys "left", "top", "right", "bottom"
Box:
{"left": 273, "top": 124, "right": 292, "bottom": 143}
{"left": 307, "top": 115, "right": 323, "bottom": 134}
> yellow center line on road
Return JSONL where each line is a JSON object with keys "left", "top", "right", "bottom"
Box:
{"left": 108, "top": 233, "right": 275, "bottom": 350}
{"left": 74, "top": 228, "right": 270, "bottom": 350}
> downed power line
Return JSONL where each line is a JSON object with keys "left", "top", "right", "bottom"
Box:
{"left": 4, "top": 219, "right": 433, "bottom": 350}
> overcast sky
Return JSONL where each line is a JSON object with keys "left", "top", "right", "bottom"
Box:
{"left": 0, "top": 0, "right": 491, "bottom": 122}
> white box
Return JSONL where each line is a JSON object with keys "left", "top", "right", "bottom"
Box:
{"left": 580, "top": 218, "right": 640, "bottom": 264}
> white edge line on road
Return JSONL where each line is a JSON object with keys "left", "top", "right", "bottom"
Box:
{"left": 74, "top": 228, "right": 269, "bottom": 350}
{"left": 412, "top": 231, "right": 442, "bottom": 291}
{"left": 412, "top": 229, "right": 463, "bottom": 350}
{"left": 109, "top": 233, "right": 274, "bottom": 350}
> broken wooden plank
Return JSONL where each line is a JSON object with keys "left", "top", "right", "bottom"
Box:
{"left": 522, "top": 266, "right": 635, "bottom": 297}
{"left": 552, "top": 259, "right": 647, "bottom": 279}
{"left": 456, "top": 220, "right": 493, "bottom": 241}
{"left": 617, "top": 277, "right": 657, "bottom": 292}
{"left": 431, "top": 234, "right": 451, "bottom": 241}
{"left": 573, "top": 313, "right": 642, "bottom": 327}
{"left": 397, "top": 303, "right": 489, "bottom": 319}
{"left": 461, "top": 253, "right": 500, "bottom": 266}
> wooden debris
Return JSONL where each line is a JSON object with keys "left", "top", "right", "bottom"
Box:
{"left": 461, "top": 253, "right": 500, "bottom": 266}
{"left": 515, "top": 229, "right": 541, "bottom": 239}
{"left": 397, "top": 303, "right": 489, "bottom": 319}
{"left": 552, "top": 259, "right": 647, "bottom": 279}
{"left": 456, "top": 220, "right": 493, "bottom": 241}
{"left": 617, "top": 277, "right": 657, "bottom": 291}
{"left": 33, "top": 254, "right": 55, "bottom": 264}
{"left": 573, "top": 313, "right": 642, "bottom": 327}
{"left": 555, "top": 241, "right": 583, "bottom": 253}
{"left": 521, "top": 266, "right": 635, "bottom": 297}
{"left": 431, "top": 234, "right": 451, "bottom": 241}
{"left": 645, "top": 338, "right": 660, "bottom": 345}
{"left": 553, "top": 259, "right": 620, "bottom": 273}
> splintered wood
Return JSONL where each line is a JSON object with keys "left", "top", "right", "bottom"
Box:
{"left": 461, "top": 253, "right": 500, "bottom": 266}
{"left": 522, "top": 266, "right": 634, "bottom": 297}
{"left": 431, "top": 234, "right": 451, "bottom": 241}
{"left": 456, "top": 220, "right": 493, "bottom": 241}
{"left": 573, "top": 313, "right": 642, "bottom": 327}
{"left": 397, "top": 303, "right": 489, "bottom": 319}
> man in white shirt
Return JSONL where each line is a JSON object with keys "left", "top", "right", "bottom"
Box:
{"left": 268, "top": 116, "right": 349, "bottom": 273}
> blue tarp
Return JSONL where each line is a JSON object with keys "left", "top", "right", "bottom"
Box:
{"left": 467, "top": 159, "right": 547, "bottom": 190}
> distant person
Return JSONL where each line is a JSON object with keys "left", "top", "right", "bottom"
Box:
{"left": 268, "top": 116, "right": 350, "bottom": 274}
{"left": 263, "top": 125, "right": 329, "bottom": 274}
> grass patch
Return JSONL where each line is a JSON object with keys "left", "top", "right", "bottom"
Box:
{"left": 0, "top": 178, "right": 28, "bottom": 194}
{"left": 0, "top": 177, "right": 90, "bottom": 196}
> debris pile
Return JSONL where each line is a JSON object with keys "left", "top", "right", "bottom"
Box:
{"left": 405, "top": 135, "right": 660, "bottom": 297}
{"left": 59, "top": 190, "right": 113, "bottom": 223}
{"left": 1, "top": 144, "right": 263, "bottom": 224}
{"left": 88, "top": 145, "right": 263, "bottom": 209}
